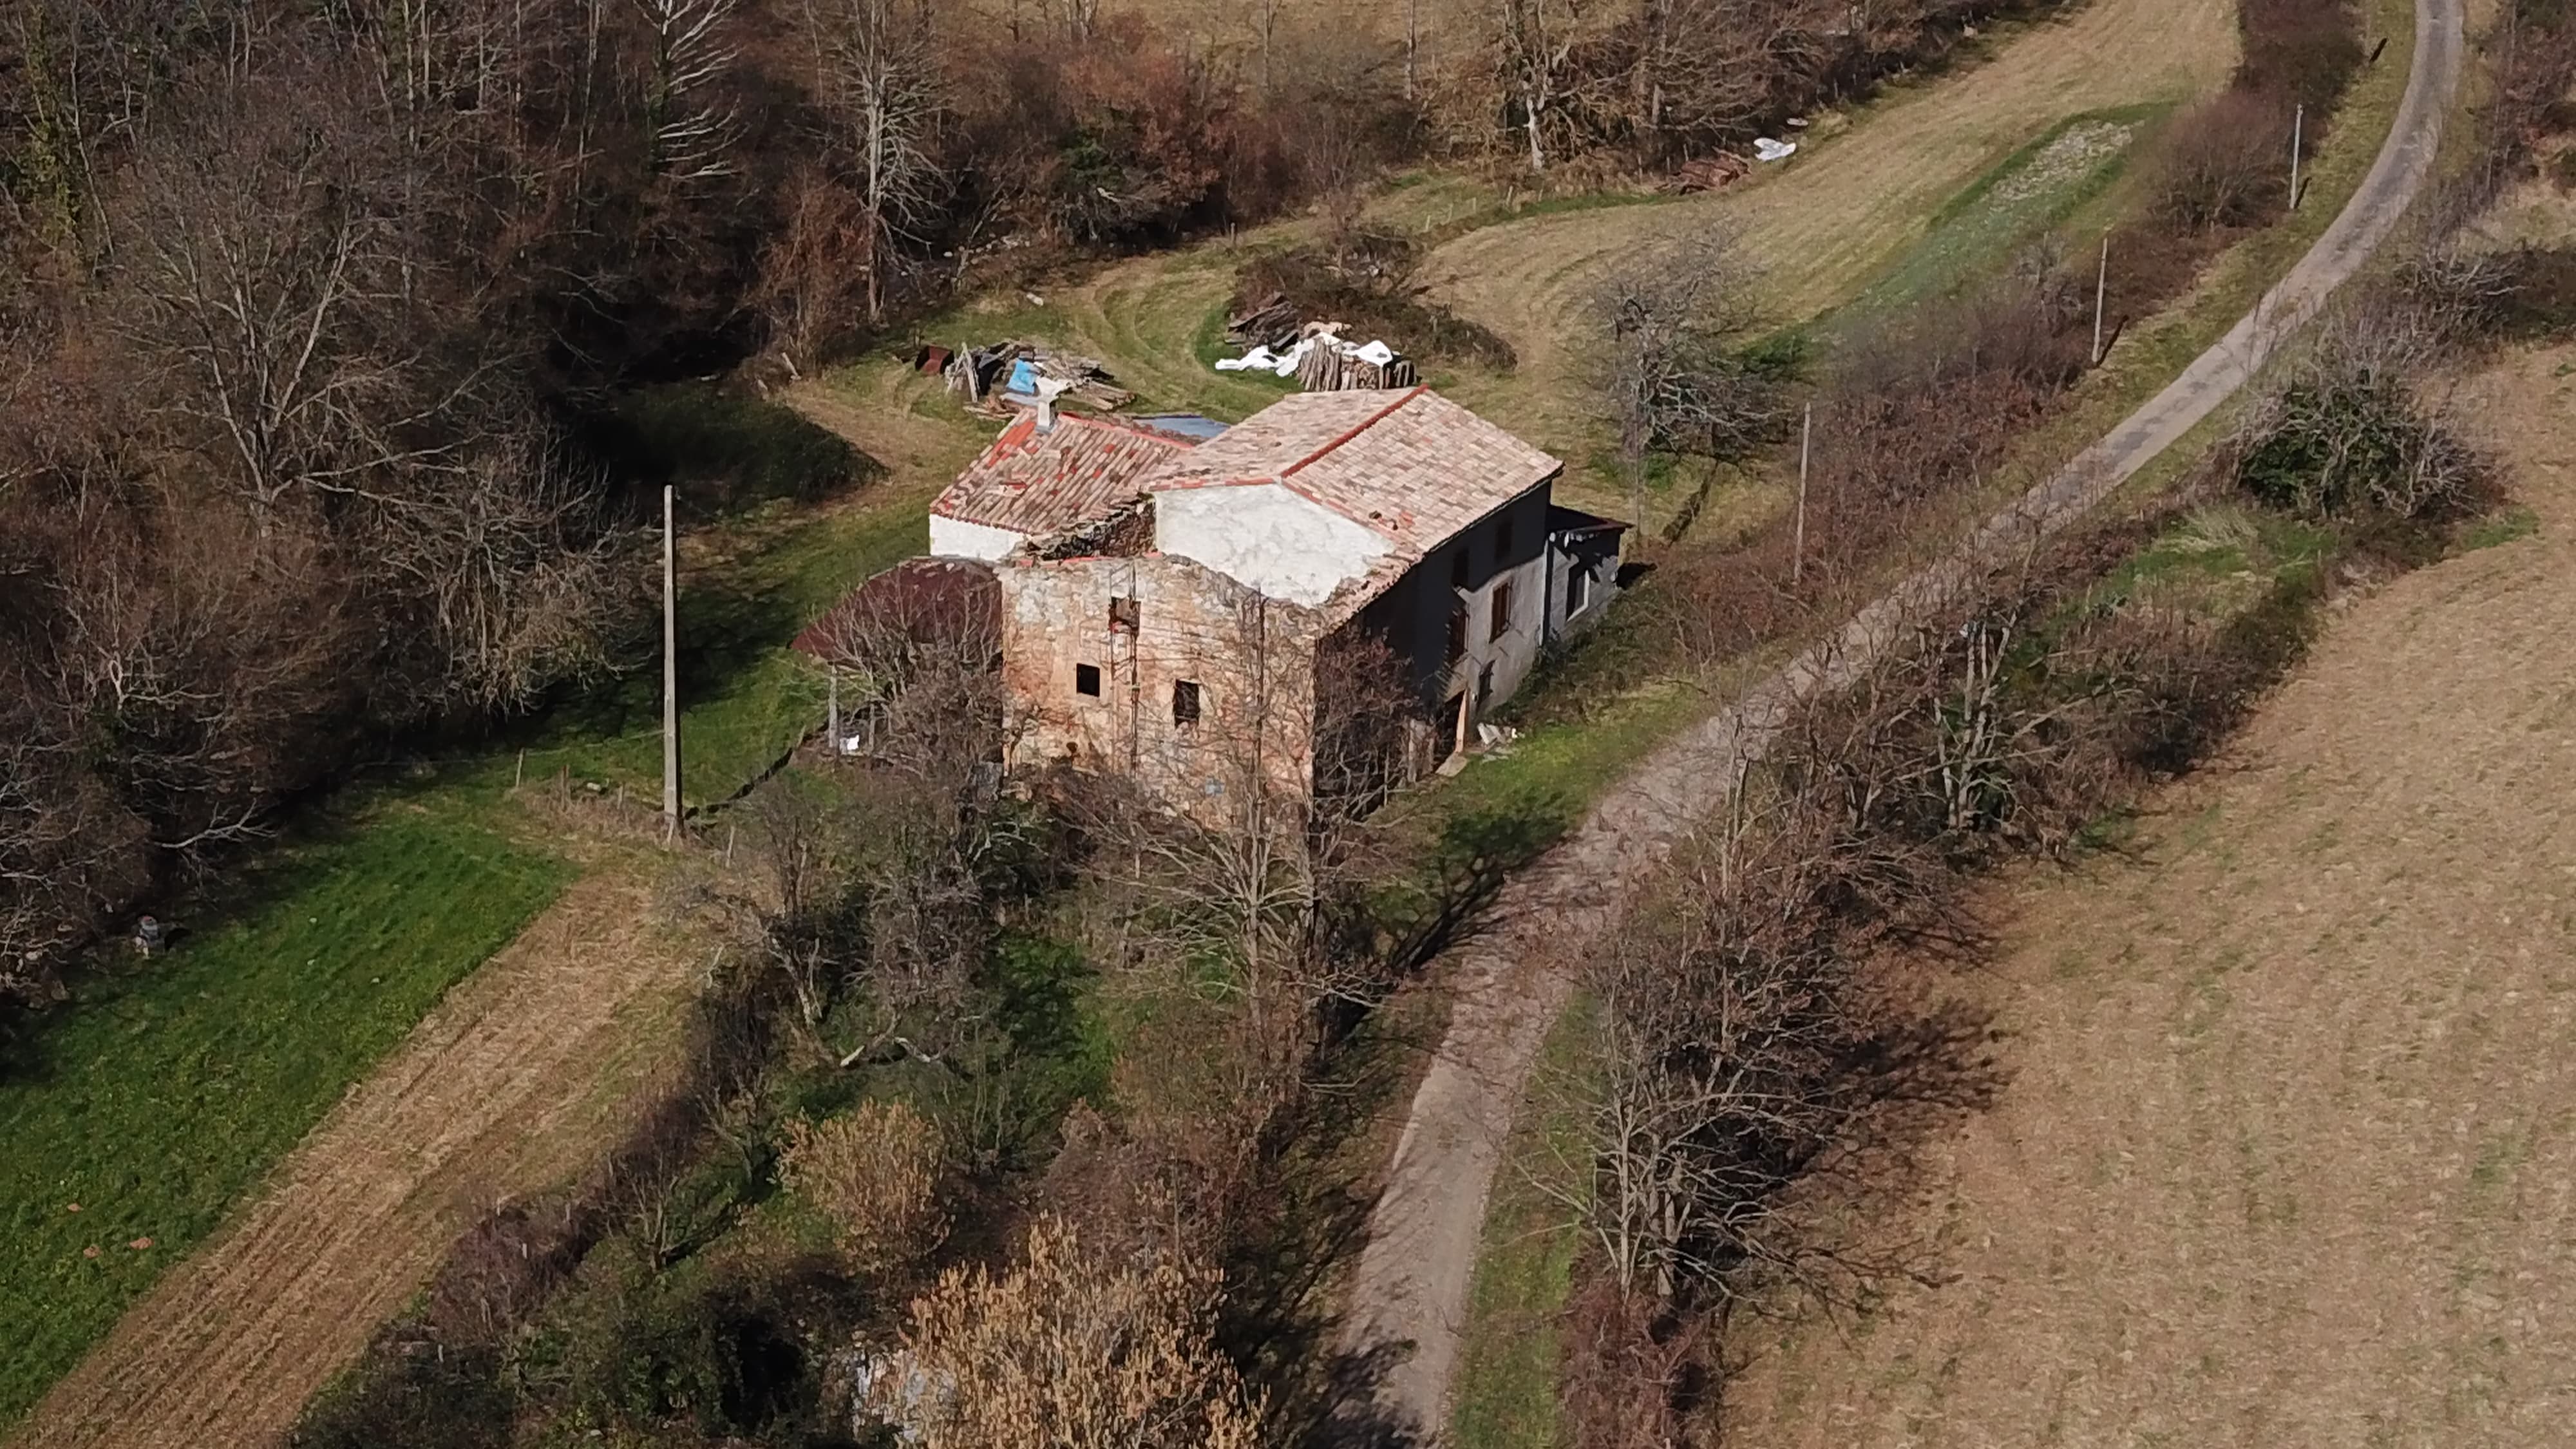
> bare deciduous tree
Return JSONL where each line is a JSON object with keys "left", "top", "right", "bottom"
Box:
{"left": 798, "top": 0, "right": 944, "bottom": 324}
{"left": 631, "top": 0, "right": 742, "bottom": 182}
{"left": 1599, "top": 229, "right": 1784, "bottom": 529}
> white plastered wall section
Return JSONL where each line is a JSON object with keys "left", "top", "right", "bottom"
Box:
{"left": 927, "top": 513, "right": 1027, "bottom": 560}
{"left": 1153, "top": 482, "right": 1391, "bottom": 607}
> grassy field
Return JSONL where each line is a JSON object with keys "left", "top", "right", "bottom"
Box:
{"left": 1448, "top": 998, "right": 1597, "bottom": 1449}
{"left": 1721, "top": 340, "right": 2576, "bottom": 1448}
{"left": 509, "top": 489, "right": 931, "bottom": 804}
{"left": 0, "top": 797, "right": 571, "bottom": 1428}
{"left": 1420, "top": 0, "right": 2239, "bottom": 511}
{"left": 0, "top": 381, "right": 904, "bottom": 1437}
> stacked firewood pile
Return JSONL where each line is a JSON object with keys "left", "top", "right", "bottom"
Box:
{"left": 1294, "top": 325, "right": 1419, "bottom": 392}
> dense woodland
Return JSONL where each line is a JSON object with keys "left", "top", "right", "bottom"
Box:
{"left": 0, "top": 0, "right": 2079, "bottom": 1022}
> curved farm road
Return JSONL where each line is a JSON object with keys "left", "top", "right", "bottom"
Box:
{"left": 8, "top": 859, "right": 699, "bottom": 1449}
{"left": 1330, "top": 0, "right": 2467, "bottom": 1436}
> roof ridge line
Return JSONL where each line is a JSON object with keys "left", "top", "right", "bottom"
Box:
{"left": 1278, "top": 386, "right": 1428, "bottom": 480}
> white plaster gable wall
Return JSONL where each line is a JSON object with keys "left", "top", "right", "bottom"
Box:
{"left": 1153, "top": 483, "right": 1391, "bottom": 606}
{"left": 927, "top": 513, "right": 1027, "bottom": 561}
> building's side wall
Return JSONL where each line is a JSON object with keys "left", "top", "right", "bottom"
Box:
{"left": 1546, "top": 529, "right": 1622, "bottom": 641}
{"left": 1358, "top": 485, "right": 1555, "bottom": 736}
{"left": 998, "top": 556, "right": 1320, "bottom": 820}
{"left": 928, "top": 513, "right": 1026, "bottom": 560}
{"left": 1153, "top": 483, "right": 1392, "bottom": 607}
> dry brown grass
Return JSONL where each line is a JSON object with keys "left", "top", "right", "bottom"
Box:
{"left": 1719, "top": 341, "right": 2576, "bottom": 1446}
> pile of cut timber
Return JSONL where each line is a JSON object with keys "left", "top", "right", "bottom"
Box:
{"left": 1227, "top": 292, "right": 1300, "bottom": 350}
{"left": 943, "top": 341, "right": 1134, "bottom": 414}
{"left": 1295, "top": 323, "right": 1418, "bottom": 392}
{"left": 1674, "top": 152, "right": 1751, "bottom": 193}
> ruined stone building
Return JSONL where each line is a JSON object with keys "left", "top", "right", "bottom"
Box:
{"left": 913, "top": 386, "right": 1626, "bottom": 813}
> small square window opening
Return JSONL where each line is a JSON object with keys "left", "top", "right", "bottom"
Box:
{"left": 1108, "top": 596, "right": 1140, "bottom": 631}
{"left": 1075, "top": 663, "right": 1103, "bottom": 697}
{"left": 1172, "top": 679, "right": 1202, "bottom": 724}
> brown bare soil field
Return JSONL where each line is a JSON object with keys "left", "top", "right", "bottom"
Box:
{"left": 11, "top": 851, "right": 700, "bottom": 1449}
{"left": 1722, "top": 341, "right": 2576, "bottom": 1446}
{"left": 1421, "top": 0, "right": 2237, "bottom": 478}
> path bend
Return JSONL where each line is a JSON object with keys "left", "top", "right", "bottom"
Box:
{"left": 1330, "top": 0, "right": 2467, "bottom": 1433}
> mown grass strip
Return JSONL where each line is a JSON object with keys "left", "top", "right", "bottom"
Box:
{"left": 0, "top": 799, "right": 571, "bottom": 1429}
{"left": 1450, "top": 995, "right": 1596, "bottom": 1449}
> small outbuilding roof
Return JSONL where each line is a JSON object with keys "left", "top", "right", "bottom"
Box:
{"left": 931, "top": 410, "right": 1197, "bottom": 540}
{"left": 793, "top": 556, "right": 1000, "bottom": 663}
{"left": 1142, "top": 388, "right": 1562, "bottom": 560}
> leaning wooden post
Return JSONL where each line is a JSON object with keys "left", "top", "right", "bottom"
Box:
{"left": 2091, "top": 234, "right": 2110, "bottom": 365}
{"left": 826, "top": 666, "right": 840, "bottom": 756}
{"left": 661, "top": 484, "right": 681, "bottom": 844}
{"left": 1793, "top": 401, "right": 1813, "bottom": 585}
{"left": 2289, "top": 104, "right": 2304, "bottom": 211}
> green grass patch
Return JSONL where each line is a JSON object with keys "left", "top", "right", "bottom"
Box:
{"left": 1825, "top": 104, "right": 2164, "bottom": 335}
{"left": 0, "top": 799, "right": 571, "bottom": 1430}
{"left": 1450, "top": 994, "right": 1597, "bottom": 1449}
{"left": 515, "top": 495, "right": 930, "bottom": 805}
{"left": 2459, "top": 504, "right": 2541, "bottom": 552}
{"left": 589, "top": 383, "right": 868, "bottom": 517}
{"left": 1376, "top": 679, "right": 1710, "bottom": 878}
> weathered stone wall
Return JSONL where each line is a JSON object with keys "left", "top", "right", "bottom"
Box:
{"left": 998, "top": 553, "right": 1321, "bottom": 820}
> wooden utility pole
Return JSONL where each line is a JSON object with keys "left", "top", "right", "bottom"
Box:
{"left": 2091, "top": 234, "right": 2110, "bottom": 365}
{"left": 2289, "top": 104, "right": 2304, "bottom": 211}
{"left": 661, "top": 483, "right": 681, "bottom": 840}
{"left": 1793, "top": 401, "right": 1812, "bottom": 585}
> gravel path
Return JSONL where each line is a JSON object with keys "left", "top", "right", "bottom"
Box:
{"left": 1329, "top": 0, "right": 2466, "bottom": 1434}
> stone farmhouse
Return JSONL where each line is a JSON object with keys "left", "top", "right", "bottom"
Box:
{"left": 909, "top": 386, "right": 1625, "bottom": 812}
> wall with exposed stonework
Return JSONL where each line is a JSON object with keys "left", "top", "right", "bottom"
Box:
{"left": 998, "top": 553, "right": 1321, "bottom": 820}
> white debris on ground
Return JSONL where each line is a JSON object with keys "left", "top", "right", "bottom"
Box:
{"left": 1991, "top": 120, "right": 2139, "bottom": 205}
{"left": 1754, "top": 137, "right": 1798, "bottom": 162}
{"left": 1214, "top": 324, "right": 1417, "bottom": 390}
{"left": 1215, "top": 340, "right": 1307, "bottom": 375}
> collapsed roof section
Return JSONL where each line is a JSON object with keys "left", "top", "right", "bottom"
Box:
{"left": 929, "top": 410, "right": 1204, "bottom": 540}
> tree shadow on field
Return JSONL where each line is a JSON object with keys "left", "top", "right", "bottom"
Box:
{"left": 1370, "top": 795, "right": 1572, "bottom": 976}
{"left": 1213, "top": 985, "right": 1441, "bottom": 1446}
{"left": 1307, "top": 1340, "right": 1437, "bottom": 1448}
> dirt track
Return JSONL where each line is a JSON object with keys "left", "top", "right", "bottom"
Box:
{"left": 1330, "top": 0, "right": 2465, "bottom": 1432}
{"left": 1725, "top": 341, "right": 2576, "bottom": 1447}
{"left": 9, "top": 860, "right": 698, "bottom": 1449}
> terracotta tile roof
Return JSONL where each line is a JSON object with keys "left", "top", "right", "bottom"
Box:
{"left": 933, "top": 411, "right": 1197, "bottom": 539}
{"left": 1143, "top": 388, "right": 1562, "bottom": 559}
